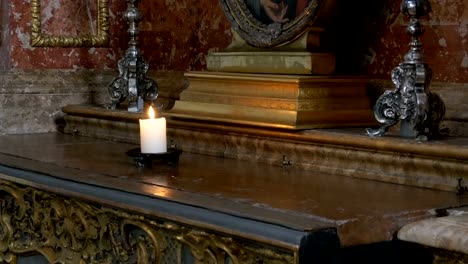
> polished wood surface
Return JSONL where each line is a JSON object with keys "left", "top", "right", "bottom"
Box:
{"left": 62, "top": 105, "right": 468, "bottom": 193}
{"left": 0, "top": 133, "right": 466, "bottom": 246}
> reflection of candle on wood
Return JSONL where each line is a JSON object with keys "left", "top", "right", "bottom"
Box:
{"left": 139, "top": 106, "right": 167, "bottom": 153}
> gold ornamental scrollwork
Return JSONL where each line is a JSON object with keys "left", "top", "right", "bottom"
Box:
{"left": 177, "top": 230, "right": 295, "bottom": 264}
{"left": 0, "top": 182, "right": 162, "bottom": 263}
{"left": 30, "top": 0, "right": 110, "bottom": 47}
{"left": 0, "top": 179, "right": 295, "bottom": 263}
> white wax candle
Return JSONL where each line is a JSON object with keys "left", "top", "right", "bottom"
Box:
{"left": 139, "top": 106, "right": 167, "bottom": 153}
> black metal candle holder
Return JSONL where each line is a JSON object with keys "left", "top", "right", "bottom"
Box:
{"left": 126, "top": 147, "right": 182, "bottom": 167}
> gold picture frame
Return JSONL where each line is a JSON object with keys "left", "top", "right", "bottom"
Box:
{"left": 30, "top": 0, "right": 109, "bottom": 47}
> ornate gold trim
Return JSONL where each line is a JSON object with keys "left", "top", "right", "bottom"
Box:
{"left": 0, "top": 179, "right": 295, "bottom": 263}
{"left": 30, "top": 0, "right": 110, "bottom": 47}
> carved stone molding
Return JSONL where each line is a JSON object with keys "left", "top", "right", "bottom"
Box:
{"left": 0, "top": 179, "right": 295, "bottom": 263}
{"left": 30, "top": 0, "right": 110, "bottom": 47}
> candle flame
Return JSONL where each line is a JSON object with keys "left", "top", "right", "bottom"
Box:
{"left": 148, "top": 106, "right": 155, "bottom": 119}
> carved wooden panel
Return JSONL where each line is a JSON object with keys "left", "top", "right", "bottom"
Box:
{"left": 0, "top": 179, "right": 295, "bottom": 263}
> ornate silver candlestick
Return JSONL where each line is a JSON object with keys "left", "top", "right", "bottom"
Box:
{"left": 108, "top": 0, "right": 158, "bottom": 112}
{"left": 367, "top": 0, "right": 445, "bottom": 140}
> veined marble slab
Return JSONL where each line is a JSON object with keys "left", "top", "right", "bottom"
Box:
{"left": 398, "top": 210, "right": 468, "bottom": 254}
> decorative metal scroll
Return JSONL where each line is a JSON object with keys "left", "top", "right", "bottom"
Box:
{"left": 367, "top": 0, "right": 445, "bottom": 140}
{"left": 31, "top": 0, "right": 110, "bottom": 47}
{"left": 0, "top": 179, "right": 295, "bottom": 263}
{"left": 219, "top": 0, "right": 323, "bottom": 48}
{"left": 108, "top": 0, "right": 158, "bottom": 112}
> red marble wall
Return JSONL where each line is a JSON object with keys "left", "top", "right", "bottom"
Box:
{"left": 0, "top": 0, "right": 231, "bottom": 71}
{"left": 137, "top": 0, "right": 232, "bottom": 71}
{"left": 41, "top": 0, "right": 96, "bottom": 36}
{"left": 0, "top": 0, "right": 465, "bottom": 82}
{"left": 0, "top": 0, "right": 127, "bottom": 70}
{"left": 334, "top": 0, "right": 467, "bottom": 82}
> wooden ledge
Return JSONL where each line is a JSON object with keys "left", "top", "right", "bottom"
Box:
{"left": 63, "top": 105, "right": 468, "bottom": 161}
{"left": 62, "top": 105, "right": 468, "bottom": 192}
{"left": 0, "top": 133, "right": 467, "bottom": 248}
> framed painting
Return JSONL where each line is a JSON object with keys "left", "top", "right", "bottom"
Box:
{"left": 30, "top": 0, "right": 109, "bottom": 47}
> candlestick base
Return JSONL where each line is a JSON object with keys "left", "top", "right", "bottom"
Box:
{"left": 126, "top": 148, "right": 182, "bottom": 167}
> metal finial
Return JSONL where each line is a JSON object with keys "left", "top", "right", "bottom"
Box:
{"left": 367, "top": 0, "right": 445, "bottom": 140}
{"left": 108, "top": 0, "right": 158, "bottom": 112}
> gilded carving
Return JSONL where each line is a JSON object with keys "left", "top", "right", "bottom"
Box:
{"left": 0, "top": 180, "right": 295, "bottom": 263}
{"left": 30, "top": 0, "right": 110, "bottom": 47}
{"left": 177, "top": 230, "right": 295, "bottom": 264}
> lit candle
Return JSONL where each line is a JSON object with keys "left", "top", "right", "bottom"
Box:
{"left": 139, "top": 106, "right": 167, "bottom": 153}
